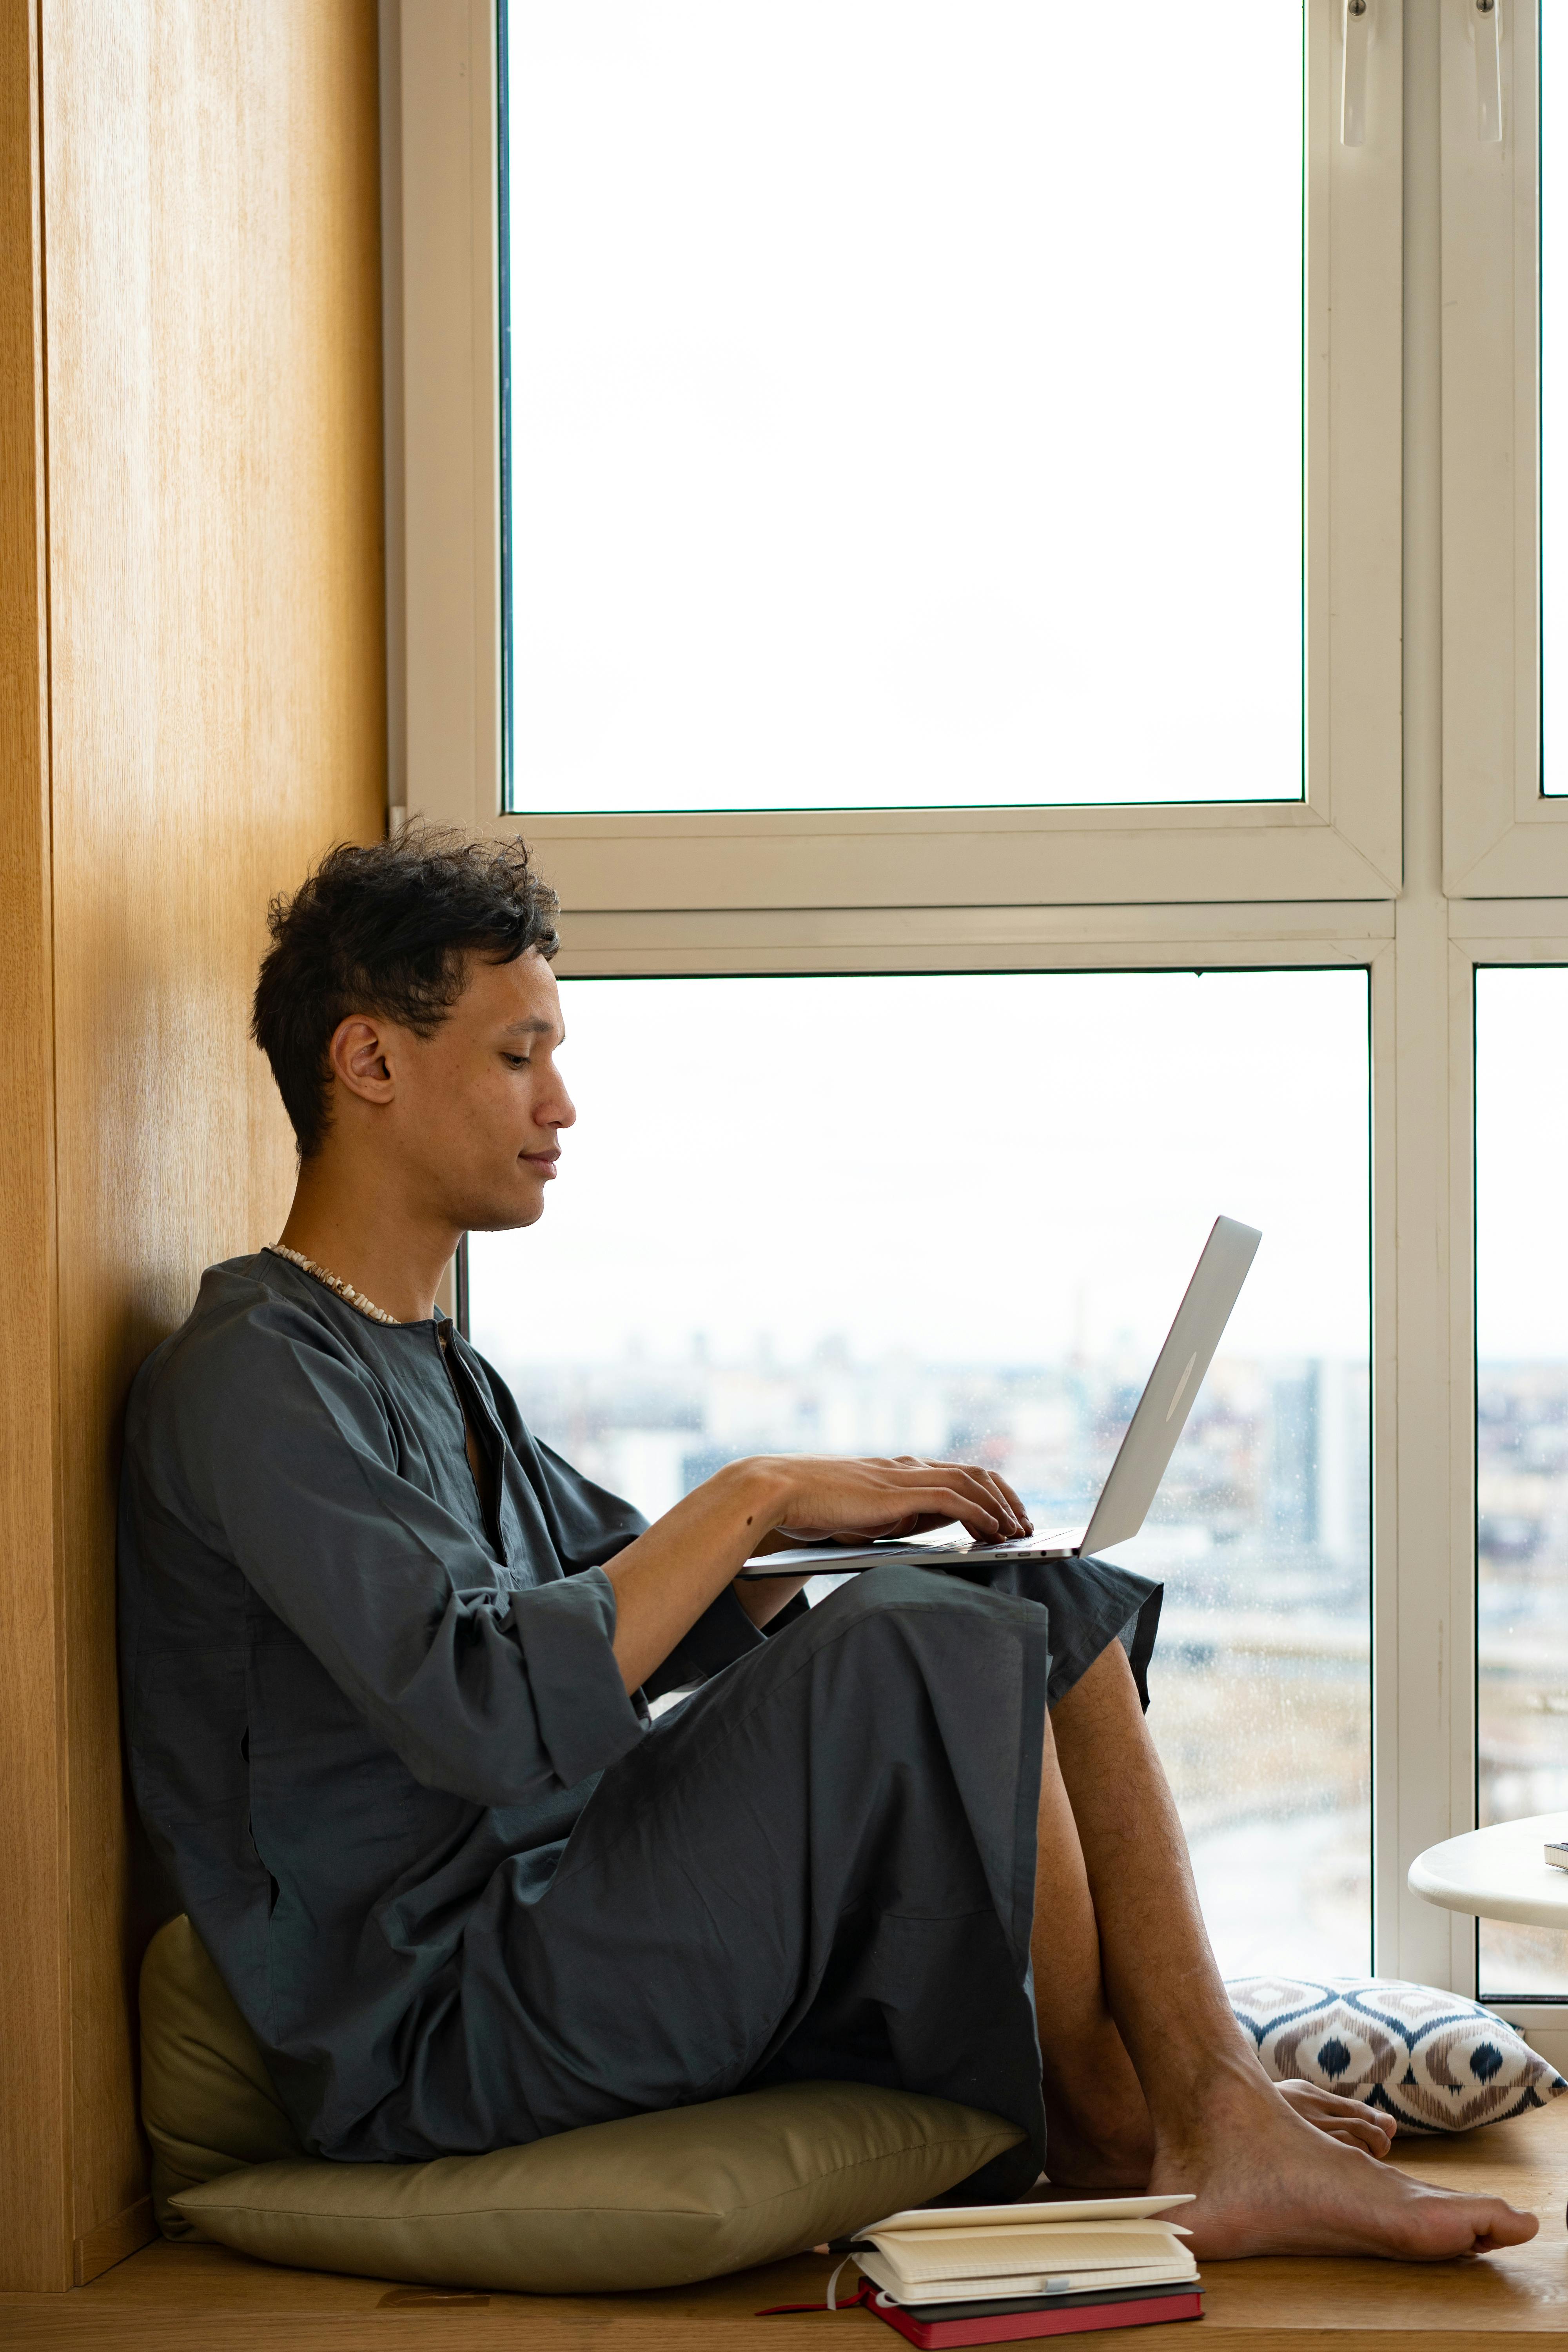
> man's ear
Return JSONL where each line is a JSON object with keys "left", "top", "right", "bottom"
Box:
{"left": 328, "top": 1014, "right": 400, "bottom": 1108}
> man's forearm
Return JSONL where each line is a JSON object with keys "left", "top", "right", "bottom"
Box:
{"left": 606, "top": 1449, "right": 1029, "bottom": 1692}
{"left": 603, "top": 1458, "right": 792, "bottom": 1692}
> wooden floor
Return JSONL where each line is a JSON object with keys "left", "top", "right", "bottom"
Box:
{"left": 7, "top": 2101, "right": 1568, "bottom": 2350}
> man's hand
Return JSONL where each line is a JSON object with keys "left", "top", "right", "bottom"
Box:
{"left": 761, "top": 1452, "right": 1032, "bottom": 1547}
{"left": 604, "top": 1452, "right": 1032, "bottom": 1695}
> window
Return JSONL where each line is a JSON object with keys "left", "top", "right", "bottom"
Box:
{"left": 498, "top": 3, "right": 1305, "bottom": 817}
{"left": 1475, "top": 965, "right": 1568, "bottom": 1996}
{"left": 388, "top": 4, "right": 1568, "bottom": 2041}
{"left": 396, "top": 0, "right": 1403, "bottom": 911}
{"left": 469, "top": 966, "right": 1372, "bottom": 1978}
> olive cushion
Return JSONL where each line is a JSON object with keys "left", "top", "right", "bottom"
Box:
{"left": 141, "top": 1915, "right": 1026, "bottom": 2293}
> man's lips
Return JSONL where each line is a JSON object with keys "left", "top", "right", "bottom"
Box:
{"left": 521, "top": 1150, "right": 559, "bottom": 1178}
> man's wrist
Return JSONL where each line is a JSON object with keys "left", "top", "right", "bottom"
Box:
{"left": 721, "top": 1455, "right": 793, "bottom": 1547}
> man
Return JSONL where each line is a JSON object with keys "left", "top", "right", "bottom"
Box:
{"left": 119, "top": 828, "right": 1534, "bottom": 2261}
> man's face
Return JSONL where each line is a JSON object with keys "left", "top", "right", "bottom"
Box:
{"left": 362, "top": 949, "right": 576, "bottom": 1232}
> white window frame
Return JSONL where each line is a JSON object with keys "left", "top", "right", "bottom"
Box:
{"left": 1441, "top": 0, "right": 1568, "bottom": 893}
{"left": 383, "top": 0, "right": 1568, "bottom": 2056}
{"left": 1436, "top": 0, "right": 1568, "bottom": 2044}
{"left": 1445, "top": 907, "right": 1568, "bottom": 2051}
{"left": 387, "top": 0, "right": 1404, "bottom": 911}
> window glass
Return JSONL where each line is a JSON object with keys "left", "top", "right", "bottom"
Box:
{"left": 469, "top": 968, "right": 1370, "bottom": 1976}
{"left": 1546, "top": 9, "right": 1568, "bottom": 792}
{"left": 1477, "top": 967, "right": 1568, "bottom": 1993}
{"left": 499, "top": 2, "right": 1305, "bottom": 815}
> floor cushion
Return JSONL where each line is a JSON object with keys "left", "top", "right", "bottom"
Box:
{"left": 140, "top": 1915, "right": 1025, "bottom": 2293}
{"left": 1228, "top": 1973, "right": 1568, "bottom": 2132}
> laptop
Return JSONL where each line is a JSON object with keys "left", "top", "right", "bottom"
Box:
{"left": 738, "top": 1214, "right": 1261, "bottom": 1577}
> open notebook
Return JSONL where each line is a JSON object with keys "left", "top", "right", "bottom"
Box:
{"left": 853, "top": 2195, "right": 1197, "bottom": 2304}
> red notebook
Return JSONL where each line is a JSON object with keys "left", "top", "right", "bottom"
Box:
{"left": 864, "top": 2281, "right": 1204, "bottom": 2347}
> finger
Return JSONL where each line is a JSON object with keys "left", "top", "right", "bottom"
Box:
{"left": 924, "top": 1461, "right": 1031, "bottom": 1538}
{"left": 892, "top": 1462, "right": 1020, "bottom": 1537}
{"left": 852, "top": 1480, "right": 1009, "bottom": 1541}
{"left": 820, "top": 1463, "right": 1022, "bottom": 1544}
{"left": 991, "top": 1469, "right": 1032, "bottom": 1530}
{"left": 910, "top": 1485, "right": 1011, "bottom": 1539}
{"left": 934, "top": 1465, "right": 1029, "bottom": 1539}
{"left": 968, "top": 1468, "right": 1029, "bottom": 1537}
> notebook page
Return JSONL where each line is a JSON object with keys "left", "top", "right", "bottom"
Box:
{"left": 864, "top": 2223, "right": 1194, "bottom": 2285}
{"left": 857, "top": 2253, "right": 1200, "bottom": 2305}
{"left": 865, "top": 2194, "right": 1193, "bottom": 2232}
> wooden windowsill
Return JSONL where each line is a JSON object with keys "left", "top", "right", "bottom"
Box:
{"left": 6, "top": 2097, "right": 1568, "bottom": 2348}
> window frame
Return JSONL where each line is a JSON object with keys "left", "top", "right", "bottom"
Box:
{"left": 1444, "top": 911, "right": 1568, "bottom": 2045}
{"left": 390, "top": 0, "right": 1404, "bottom": 911}
{"left": 1441, "top": 0, "right": 1568, "bottom": 892}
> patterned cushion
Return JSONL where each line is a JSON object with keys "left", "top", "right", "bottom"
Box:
{"left": 1227, "top": 1975, "right": 1567, "bottom": 2134}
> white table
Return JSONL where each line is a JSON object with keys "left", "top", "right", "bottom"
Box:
{"left": 1408, "top": 1810, "right": 1568, "bottom": 1931}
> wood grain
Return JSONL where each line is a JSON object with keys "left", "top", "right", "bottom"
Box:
{"left": 0, "top": 0, "right": 73, "bottom": 2298}
{"left": 0, "top": 0, "right": 385, "bottom": 2295}
{"left": 5, "top": 2103, "right": 1568, "bottom": 2347}
{"left": 42, "top": 0, "right": 384, "bottom": 2255}
{"left": 72, "top": 2200, "right": 155, "bottom": 2290}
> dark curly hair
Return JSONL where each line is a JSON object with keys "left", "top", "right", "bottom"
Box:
{"left": 252, "top": 825, "right": 560, "bottom": 1159}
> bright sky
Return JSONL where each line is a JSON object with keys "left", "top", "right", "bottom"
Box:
{"left": 504, "top": 0, "right": 1304, "bottom": 813}
{"left": 1477, "top": 967, "right": 1568, "bottom": 1359}
{"left": 468, "top": 968, "right": 1370, "bottom": 1373}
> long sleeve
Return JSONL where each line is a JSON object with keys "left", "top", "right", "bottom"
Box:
{"left": 473, "top": 1352, "right": 803, "bottom": 1704}
{"left": 148, "top": 1294, "right": 644, "bottom": 1808}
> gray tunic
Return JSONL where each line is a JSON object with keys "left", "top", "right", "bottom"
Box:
{"left": 118, "top": 1252, "right": 1160, "bottom": 2182}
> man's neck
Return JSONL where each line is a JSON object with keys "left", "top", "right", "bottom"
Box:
{"left": 277, "top": 1162, "right": 461, "bottom": 1326}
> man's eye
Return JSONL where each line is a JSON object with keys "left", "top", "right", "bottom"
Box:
{"left": 503, "top": 1053, "right": 531, "bottom": 1069}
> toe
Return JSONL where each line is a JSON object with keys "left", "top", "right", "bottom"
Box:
{"left": 1418, "top": 2198, "right": 1538, "bottom": 2258}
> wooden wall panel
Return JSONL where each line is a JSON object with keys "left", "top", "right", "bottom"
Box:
{"left": 0, "top": 0, "right": 384, "bottom": 2292}
{"left": 0, "top": 0, "right": 73, "bottom": 2297}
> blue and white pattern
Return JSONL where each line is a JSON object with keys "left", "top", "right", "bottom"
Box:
{"left": 1226, "top": 1975, "right": 1566, "bottom": 2134}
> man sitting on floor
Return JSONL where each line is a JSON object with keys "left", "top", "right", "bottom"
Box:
{"left": 118, "top": 828, "right": 1535, "bottom": 2263}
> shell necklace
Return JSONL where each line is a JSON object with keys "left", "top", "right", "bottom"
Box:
{"left": 268, "top": 1243, "right": 400, "bottom": 1326}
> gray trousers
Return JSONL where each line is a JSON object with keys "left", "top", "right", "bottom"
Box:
{"left": 414, "top": 1553, "right": 1161, "bottom": 2189}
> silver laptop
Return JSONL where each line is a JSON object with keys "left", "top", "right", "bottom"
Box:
{"left": 739, "top": 1214, "right": 1261, "bottom": 1577}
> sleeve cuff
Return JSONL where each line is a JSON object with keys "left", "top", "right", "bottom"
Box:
{"left": 510, "top": 1568, "right": 644, "bottom": 1788}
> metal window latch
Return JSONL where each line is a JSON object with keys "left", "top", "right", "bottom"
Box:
{"left": 1475, "top": 0, "right": 1503, "bottom": 145}
{"left": 1341, "top": 0, "right": 1369, "bottom": 149}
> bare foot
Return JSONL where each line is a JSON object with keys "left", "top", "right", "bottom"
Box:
{"left": 1045, "top": 2076, "right": 1396, "bottom": 2191}
{"left": 1150, "top": 2071, "right": 1538, "bottom": 2261}
{"left": 1276, "top": 2078, "right": 1396, "bottom": 2158}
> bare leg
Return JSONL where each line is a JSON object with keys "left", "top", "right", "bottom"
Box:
{"left": 1030, "top": 1697, "right": 1154, "bottom": 2185}
{"left": 1032, "top": 1670, "right": 1394, "bottom": 2187}
{"left": 1036, "top": 1641, "right": 1537, "bottom": 2259}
